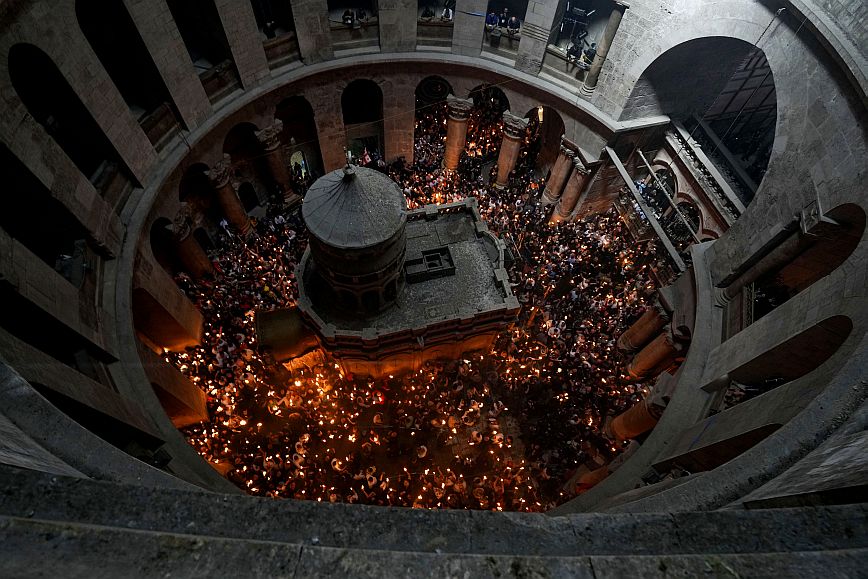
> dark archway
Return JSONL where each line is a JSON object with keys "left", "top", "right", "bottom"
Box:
{"left": 75, "top": 0, "right": 182, "bottom": 133}
{"left": 238, "top": 182, "right": 260, "bottom": 212}
{"left": 223, "top": 123, "right": 268, "bottom": 191}
{"left": 8, "top": 43, "right": 132, "bottom": 193}
{"left": 621, "top": 37, "right": 776, "bottom": 204}
{"left": 179, "top": 163, "right": 219, "bottom": 221}
{"left": 415, "top": 75, "right": 453, "bottom": 107}
{"left": 1, "top": 144, "right": 88, "bottom": 273}
{"left": 342, "top": 79, "right": 384, "bottom": 162}
{"left": 524, "top": 105, "right": 565, "bottom": 174}
{"left": 276, "top": 95, "right": 323, "bottom": 178}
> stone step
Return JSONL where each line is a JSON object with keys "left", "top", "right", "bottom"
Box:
{"left": 0, "top": 515, "right": 865, "bottom": 579}
{"left": 0, "top": 466, "right": 865, "bottom": 559}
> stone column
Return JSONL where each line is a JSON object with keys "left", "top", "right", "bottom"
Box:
{"left": 617, "top": 304, "right": 669, "bottom": 353}
{"left": 173, "top": 207, "right": 213, "bottom": 279}
{"left": 207, "top": 154, "right": 252, "bottom": 237}
{"left": 452, "top": 0, "right": 487, "bottom": 57}
{"left": 495, "top": 111, "right": 529, "bottom": 188}
{"left": 443, "top": 95, "right": 474, "bottom": 171}
{"left": 626, "top": 331, "right": 679, "bottom": 381}
{"left": 605, "top": 398, "right": 662, "bottom": 441}
{"left": 541, "top": 143, "right": 575, "bottom": 206}
{"left": 213, "top": 0, "right": 270, "bottom": 89}
{"left": 290, "top": 0, "right": 333, "bottom": 64}
{"left": 514, "top": 0, "right": 560, "bottom": 75}
{"left": 549, "top": 158, "right": 591, "bottom": 224}
{"left": 580, "top": 2, "right": 628, "bottom": 96}
{"left": 378, "top": 0, "right": 417, "bottom": 52}
{"left": 256, "top": 119, "right": 294, "bottom": 200}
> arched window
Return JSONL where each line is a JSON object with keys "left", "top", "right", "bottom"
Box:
{"left": 165, "top": 0, "right": 240, "bottom": 101}
{"left": 9, "top": 44, "right": 132, "bottom": 197}
{"left": 1, "top": 144, "right": 88, "bottom": 275}
{"left": 523, "top": 105, "right": 565, "bottom": 173}
{"left": 342, "top": 79, "right": 384, "bottom": 163}
{"left": 276, "top": 96, "right": 323, "bottom": 177}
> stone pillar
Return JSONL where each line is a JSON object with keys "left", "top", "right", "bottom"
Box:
{"left": 541, "top": 143, "right": 575, "bottom": 206}
{"left": 213, "top": 0, "right": 270, "bottom": 89}
{"left": 452, "top": 0, "right": 487, "bottom": 57}
{"left": 549, "top": 158, "right": 591, "bottom": 224}
{"left": 443, "top": 95, "right": 474, "bottom": 171}
{"left": 627, "top": 331, "right": 679, "bottom": 381}
{"left": 514, "top": 0, "right": 560, "bottom": 75}
{"left": 617, "top": 304, "right": 669, "bottom": 353}
{"left": 256, "top": 119, "right": 294, "bottom": 200}
{"left": 495, "top": 111, "right": 529, "bottom": 188}
{"left": 290, "top": 0, "right": 333, "bottom": 64}
{"left": 122, "top": 0, "right": 212, "bottom": 128}
{"left": 172, "top": 207, "right": 213, "bottom": 279}
{"left": 378, "top": 0, "right": 417, "bottom": 52}
{"left": 207, "top": 154, "right": 252, "bottom": 237}
{"left": 605, "top": 398, "right": 662, "bottom": 441}
{"left": 580, "top": 2, "right": 628, "bottom": 96}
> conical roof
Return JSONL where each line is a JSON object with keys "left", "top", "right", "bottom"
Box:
{"left": 302, "top": 165, "right": 407, "bottom": 249}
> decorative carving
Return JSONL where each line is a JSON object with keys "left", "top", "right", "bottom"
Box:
{"left": 446, "top": 94, "right": 474, "bottom": 121}
{"left": 173, "top": 204, "right": 193, "bottom": 239}
{"left": 207, "top": 154, "right": 233, "bottom": 188}
{"left": 256, "top": 119, "right": 284, "bottom": 150}
{"left": 572, "top": 157, "right": 591, "bottom": 176}
{"left": 501, "top": 111, "right": 530, "bottom": 140}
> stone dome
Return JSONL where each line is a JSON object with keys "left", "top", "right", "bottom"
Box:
{"left": 302, "top": 164, "right": 406, "bottom": 250}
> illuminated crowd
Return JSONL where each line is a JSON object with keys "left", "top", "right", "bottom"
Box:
{"left": 168, "top": 93, "right": 662, "bottom": 511}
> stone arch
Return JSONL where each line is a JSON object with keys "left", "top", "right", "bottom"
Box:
{"left": 524, "top": 105, "right": 565, "bottom": 174}
{"left": 223, "top": 122, "right": 268, "bottom": 190}
{"left": 276, "top": 95, "right": 323, "bottom": 177}
{"left": 237, "top": 182, "right": 260, "bottom": 212}
{"left": 1, "top": 143, "right": 88, "bottom": 270}
{"left": 8, "top": 43, "right": 135, "bottom": 197}
{"left": 179, "top": 162, "right": 217, "bottom": 219}
{"left": 341, "top": 79, "right": 384, "bottom": 162}
{"left": 415, "top": 75, "right": 454, "bottom": 106}
{"left": 75, "top": 0, "right": 184, "bottom": 138}
{"left": 468, "top": 83, "right": 510, "bottom": 116}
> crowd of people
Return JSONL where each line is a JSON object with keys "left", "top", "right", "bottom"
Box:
{"left": 167, "top": 93, "right": 662, "bottom": 511}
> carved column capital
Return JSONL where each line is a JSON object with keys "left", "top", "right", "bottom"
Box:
{"left": 256, "top": 119, "right": 284, "bottom": 151}
{"left": 502, "top": 111, "right": 529, "bottom": 140}
{"left": 446, "top": 94, "right": 474, "bottom": 121}
{"left": 172, "top": 204, "right": 194, "bottom": 239}
{"left": 572, "top": 157, "right": 591, "bottom": 176}
{"left": 207, "top": 154, "right": 234, "bottom": 188}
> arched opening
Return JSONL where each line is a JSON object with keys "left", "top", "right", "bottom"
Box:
{"left": 250, "top": 0, "right": 296, "bottom": 38}
{"left": 327, "top": 0, "right": 380, "bottom": 52}
{"left": 149, "top": 218, "right": 181, "bottom": 276}
{"left": 414, "top": 76, "right": 452, "bottom": 168}
{"left": 660, "top": 201, "right": 700, "bottom": 253}
{"left": 75, "top": 0, "right": 184, "bottom": 148}
{"left": 751, "top": 204, "right": 866, "bottom": 323}
{"left": 466, "top": 84, "right": 510, "bottom": 163}
{"left": 8, "top": 43, "right": 134, "bottom": 197}
{"left": 179, "top": 163, "right": 220, "bottom": 222}
{"left": 223, "top": 123, "right": 268, "bottom": 193}
{"left": 251, "top": 0, "right": 300, "bottom": 68}
{"left": 524, "top": 105, "right": 565, "bottom": 174}
{"left": 276, "top": 95, "right": 323, "bottom": 180}
{"left": 622, "top": 37, "right": 776, "bottom": 205}
{"left": 1, "top": 144, "right": 89, "bottom": 278}
{"left": 483, "top": 0, "right": 527, "bottom": 54}
{"left": 289, "top": 151, "right": 309, "bottom": 179}
{"left": 342, "top": 79, "right": 384, "bottom": 164}
{"left": 165, "top": 0, "right": 240, "bottom": 102}
{"left": 238, "top": 182, "right": 260, "bottom": 212}
{"left": 417, "top": 1, "right": 454, "bottom": 47}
